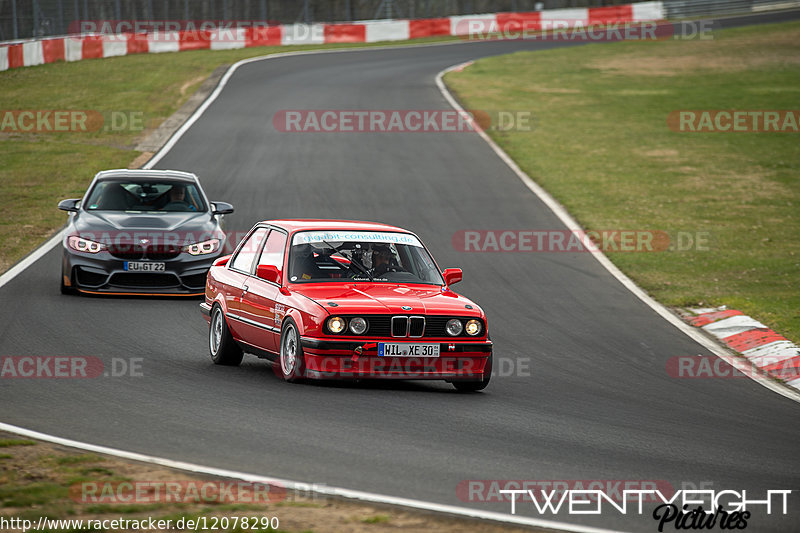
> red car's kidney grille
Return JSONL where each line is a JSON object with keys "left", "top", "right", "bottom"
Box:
{"left": 391, "top": 316, "right": 409, "bottom": 337}
{"left": 409, "top": 316, "right": 425, "bottom": 337}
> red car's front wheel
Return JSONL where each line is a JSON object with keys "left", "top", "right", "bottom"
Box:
{"left": 279, "top": 319, "right": 306, "bottom": 383}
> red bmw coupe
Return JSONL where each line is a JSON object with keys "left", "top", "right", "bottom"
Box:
{"left": 201, "top": 220, "right": 492, "bottom": 391}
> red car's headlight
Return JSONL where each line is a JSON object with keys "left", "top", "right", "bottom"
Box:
{"left": 465, "top": 319, "right": 482, "bottom": 336}
{"left": 327, "top": 316, "right": 346, "bottom": 334}
{"left": 349, "top": 317, "right": 367, "bottom": 335}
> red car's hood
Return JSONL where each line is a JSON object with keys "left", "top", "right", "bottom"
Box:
{"left": 290, "top": 283, "right": 483, "bottom": 317}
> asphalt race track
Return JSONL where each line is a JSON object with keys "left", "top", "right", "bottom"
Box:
{"left": 2, "top": 11, "right": 800, "bottom": 532}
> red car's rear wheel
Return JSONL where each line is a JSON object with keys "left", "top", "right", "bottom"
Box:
{"left": 209, "top": 305, "right": 243, "bottom": 366}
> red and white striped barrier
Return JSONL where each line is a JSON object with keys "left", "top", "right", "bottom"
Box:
{"left": 0, "top": 1, "right": 664, "bottom": 72}
{"left": 685, "top": 307, "right": 800, "bottom": 389}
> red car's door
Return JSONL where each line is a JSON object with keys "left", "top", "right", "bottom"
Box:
{"left": 239, "top": 229, "right": 288, "bottom": 354}
{"left": 224, "top": 227, "right": 268, "bottom": 339}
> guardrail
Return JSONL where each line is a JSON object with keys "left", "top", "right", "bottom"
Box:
{"left": 1, "top": 0, "right": 798, "bottom": 73}
{"left": 0, "top": 1, "right": 665, "bottom": 72}
{"left": 0, "top": 0, "right": 656, "bottom": 42}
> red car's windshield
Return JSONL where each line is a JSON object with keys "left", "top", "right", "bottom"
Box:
{"left": 288, "top": 230, "right": 444, "bottom": 285}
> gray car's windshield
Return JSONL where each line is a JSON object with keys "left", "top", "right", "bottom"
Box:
{"left": 289, "top": 231, "right": 444, "bottom": 285}
{"left": 84, "top": 180, "right": 205, "bottom": 212}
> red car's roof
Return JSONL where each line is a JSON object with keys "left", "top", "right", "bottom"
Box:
{"left": 259, "top": 219, "right": 412, "bottom": 234}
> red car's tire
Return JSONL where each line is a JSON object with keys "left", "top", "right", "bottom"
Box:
{"left": 209, "top": 304, "right": 243, "bottom": 366}
{"left": 279, "top": 319, "right": 305, "bottom": 383}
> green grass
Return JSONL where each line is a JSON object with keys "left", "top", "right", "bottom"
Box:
{"left": 0, "top": 36, "right": 456, "bottom": 274}
{"left": 361, "top": 514, "right": 391, "bottom": 524}
{"left": 445, "top": 21, "right": 800, "bottom": 345}
{"left": 0, "top": 481, "right": 67, "bottom": 506}
{"left": 0, "top": 439, "right": 36, "bottom": 447}
{"left": 54, "top": 454, "right": 104, "bottom": 465}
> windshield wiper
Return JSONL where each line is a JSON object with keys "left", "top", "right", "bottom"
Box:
{"left": 321, "top": 240, "right": 373, "bottom": 281}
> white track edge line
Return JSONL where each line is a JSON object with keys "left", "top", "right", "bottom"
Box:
{"left": 0, "top": 229, "right": 65, "bottom": 290}
{"left": 0, "top": 422, "right": 622, "bottom": 533}
{"left": 434, "top": 61, "right": 800, "bottom": 405}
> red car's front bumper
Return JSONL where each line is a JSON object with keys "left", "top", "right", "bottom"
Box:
{"left": 300, "top": 338, "right": 492, "bottom": 380}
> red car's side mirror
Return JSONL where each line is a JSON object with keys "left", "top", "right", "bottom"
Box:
{"left": 442, "top": 268, "right": 463, "bottom": 286}
{"left": 213, "top": 254, "right": 231, "bottom": 267}
{"left": 256, "top": 264, "right": 281, "bottom": 285}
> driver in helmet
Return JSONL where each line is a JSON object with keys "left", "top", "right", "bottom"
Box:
{"left": 371, "top": 244, "right": 394, "bottom": 277}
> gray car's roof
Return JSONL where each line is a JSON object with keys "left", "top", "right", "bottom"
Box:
{"left": 94, "top": 169, "right": 199, "bottom": 182}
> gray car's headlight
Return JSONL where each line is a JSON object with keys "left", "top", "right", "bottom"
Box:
{"left": 67, "top": 235, "right": 106, "bottom": 254}
{"left": 184, "top": 238, "right": 220, "bottom": 256}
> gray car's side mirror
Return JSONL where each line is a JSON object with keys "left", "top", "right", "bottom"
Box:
{"left": 58, "top": 199, "right": 80, "bottom": 212}
{"left": 211, "top": 201, "right": 234, "bottom": 215}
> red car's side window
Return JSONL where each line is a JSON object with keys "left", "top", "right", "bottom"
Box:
{"left": 230, "top": 228, "right": 268, "bottom": 273}
{"left": 258, "top": 231, "right": 287, "bottom": 272}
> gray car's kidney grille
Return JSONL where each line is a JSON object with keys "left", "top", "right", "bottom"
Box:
{"left": 145, "top": 245, "right": 181, "bottom": 260}
{"left": 108, "top": 244, "right": 144, "bottom": 260}
{"left": 107, "top": 244, "right": 180, "bottom": 260}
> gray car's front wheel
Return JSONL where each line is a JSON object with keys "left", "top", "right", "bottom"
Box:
{"left": 209, "top": 305, "right": 243, "bottom": 366}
